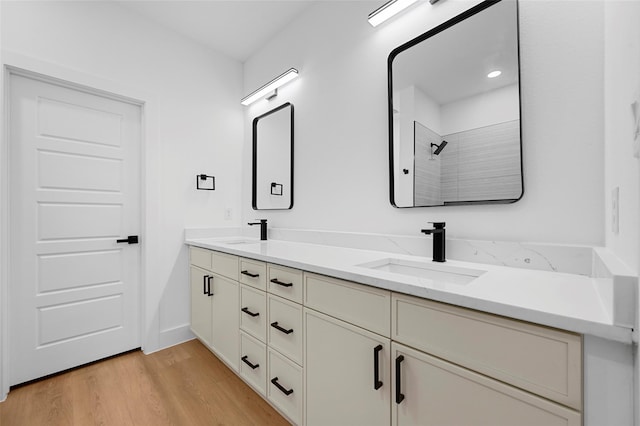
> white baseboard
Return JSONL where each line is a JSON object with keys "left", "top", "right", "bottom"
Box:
{"left": 145, "top": 324, "right": 194, "bottom": 355}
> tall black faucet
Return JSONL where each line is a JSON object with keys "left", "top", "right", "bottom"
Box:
{"left": 421, "top": 222, "right": 446, "bottom": 262}
{"left": 248, "top": 219, "right": 268, "bottom": 241}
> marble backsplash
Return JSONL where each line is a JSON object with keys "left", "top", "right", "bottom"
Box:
{"left": 186, "top": 227, "right": 595, "bottom": 276}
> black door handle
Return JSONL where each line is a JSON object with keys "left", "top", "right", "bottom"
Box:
{"left": 241, "top": 270, "right": 260, "bottom": 278}
{"left": 271, "top": 322, "right": 293, "bottom": 335}
{"left": 396, "top": 355, "right": 405, "bottom": 404}
{"left": 116, "top": 235, "right": 139, "bottom": 244}
{"left": 270, "top": 278, "right": 293, "bottom": 287}
{"left": 374, "top": 344, "right": 383, "bottom": 390}
{"left": 271, "top": 377, "right": 294, "bottom": 396}
{"left": 241, "top": 307, "right": 260, "bottom": 317}
{"left": 241, "top": 356, "right": 259, "bottom": 370}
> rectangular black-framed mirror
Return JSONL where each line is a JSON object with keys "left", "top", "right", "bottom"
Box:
{"left": 252, "top": 102, "right": 294, "bottom": 210}
{"left": 388, "top": 0, "right": 523, "bottom": 208}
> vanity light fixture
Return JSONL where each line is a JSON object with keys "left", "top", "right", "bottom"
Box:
{"left": 368, "top": 0, "right": 418, "bottom": 27}
{"left": 241, "top": 68, "right": 298, "bottom": 106}
{"left": 487, "top": 70, "right": 502, "bottom": 78}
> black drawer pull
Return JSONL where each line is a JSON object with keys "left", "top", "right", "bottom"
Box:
{"left": 270, "top": 278, "right": 293, "bottom": 287}
{"left": 241, "top": 356, "right": 259, "bottom": 370}
{"left": 202, "top": 275, "right": 209, "bottom": 295}
{"left": 395, "top": 355, "right": 405, "bottom": 404}
{"left": 207, "top": 276, "right": 213, "bottom": 297}
{"left": 241, "top": 307, "right": 260, "bottom": 317}
{"left": 271, "top": 322, "right": 293, "bottom": 335}
{"left": 271, "top": 377, "right": 294, "bottom": 396}
{"left": 374, "top": 344, "right": 383, "bottom": 390}
{"left": 241, "top": 270, "right": 259, "bottom": 278}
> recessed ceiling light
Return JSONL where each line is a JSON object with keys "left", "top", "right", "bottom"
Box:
{"left": 487, "top": 70, "right": 502, "bottom": 79}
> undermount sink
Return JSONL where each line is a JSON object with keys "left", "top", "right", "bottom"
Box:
{"left": 357, "top": 258, "right": 486, "bottom": 285}
{"left": 221, "top": 239, "right": 260, "bottom": 245}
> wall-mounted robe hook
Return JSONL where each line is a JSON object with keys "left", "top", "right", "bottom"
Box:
{"left": 196, "top": 174, "right": 215, "bottom": 190}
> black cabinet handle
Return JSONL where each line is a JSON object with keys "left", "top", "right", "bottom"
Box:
{"left": 241, "top": 307, "right": 260, "bottom": 317}
{"left": 241, "top": 355, "right": 259, "bottom": 370}
{"left": 271, "top": 377, "right": 294, "bottom": 396}
{"left": 241, "top": 270, "right": 260, "bottom": 278}
{"left": 207, "top": 276, "right": 213, "bottom": 297}
{"left": 374, "top": 344, "right": 383, "bottom": 390}
{"left": 395, "top": 355, "right": 405, "bottom": 404}
{"left": 271, "top": 321, "right": 293, "bottom": 335}
{"left": 202, "top": 275, "right": 210, "bottom": 295}
{"left": 270, "top": 278, "right": 293, "bottom": 288}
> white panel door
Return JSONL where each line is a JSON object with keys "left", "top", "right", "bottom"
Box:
{"left": 9, "top": 73, "right": 142, "bottom": 385}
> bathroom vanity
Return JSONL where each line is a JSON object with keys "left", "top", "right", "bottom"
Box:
{"left": 185, "top": 236, "right": 635, "bottom": 426}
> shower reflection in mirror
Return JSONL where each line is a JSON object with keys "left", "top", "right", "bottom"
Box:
{"left": 389, "top": 0, "right": 523, "bottom": 207}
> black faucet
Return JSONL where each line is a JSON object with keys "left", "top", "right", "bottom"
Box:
{"left": 421, "top": 222, "right": 446, "bottom": 262}
{"left": 248, "top": 219, "right": 268, "bottom": 241}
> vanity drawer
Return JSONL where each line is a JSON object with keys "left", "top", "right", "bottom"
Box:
{"left": 304, "top": 272, "right": 391, "bottom": 338}
{"left": 190, "top": 247, "right": 212, "bottom": 270}
{"left": 268, "top": 347, "right": 303, "bottom": 425}
{"left": 392, "top": 293, "right": 582, "bottom": 410}
{"left": 268, "top": 295, "right": 303, "bottom": 365}
{"left": 240, "top": 258, "right": 267, "bottom": 290}
{"left": 211, "top": 251, "right": 239, "bottom": 281}
{"left": 240, "top": 285, "right": 267, "bottom": 342}
{"left": 268, "top": 264, "right": 303, "bottom": 304}
{"left": 240, "top": 331, "right": 267, "bottom": 397}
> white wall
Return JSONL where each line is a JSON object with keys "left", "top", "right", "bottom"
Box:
{"left": 441, "top": 84, "right": 519, "bottom": 135}
{"left": 604, "top": 1, "right": 640, "bottom": 274}
{"left": 1, "top": 0, "right": 243, "bottom": 359}
{"left": 242, "top": 0, "right": 605, "bottom": 246}
{"left": 414, "top": 86, "right": 442, "bottom": 134}
{"left": 603, "top": 1, "right": 640, "bottom": 422}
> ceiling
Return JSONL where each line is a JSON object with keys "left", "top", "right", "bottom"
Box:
{"left": 115, "top": 0, "right": 319, "bottom": 62}
{"left": 393, "top": 0, "right": 518, "bottom": 105}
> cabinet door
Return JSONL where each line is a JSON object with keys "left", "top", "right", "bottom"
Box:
{"left": 190, "top": 266, "right": 212, "bottom": 346}
{"left": 391, "top": 343, "right": 581, "bottom": 426}
{"left": 305, "top": 309, "right": 390, "bottom": 426}
{"left": 210, "top": 274, "right": 239, "bottom": 371}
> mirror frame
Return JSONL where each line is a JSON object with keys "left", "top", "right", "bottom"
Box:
{"left": 252, "top": 102, "right": 294, "bottom": 210}
{"left": 387, "top": 0, "right": 524, "bottom": 208}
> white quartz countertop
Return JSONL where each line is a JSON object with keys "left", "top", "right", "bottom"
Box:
{"left": 185, "top": 237, "right": 633, "bottom": 343}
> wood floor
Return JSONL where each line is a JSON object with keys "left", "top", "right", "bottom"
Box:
{"left": 0, "top": 339, "right": 289, "bottom": 426}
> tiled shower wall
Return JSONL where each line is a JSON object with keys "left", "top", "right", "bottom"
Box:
{"left": 414, "top": 119, "right": 521, "bottom": 204}
{"left": 441, "top": 119, "right": 522, "bottom": 202}
{"left": 414, "top": 121, "right": 442, "bottom": 205}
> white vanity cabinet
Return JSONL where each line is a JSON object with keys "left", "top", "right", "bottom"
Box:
{"left": 190, "top": 248, "right": 304, "bottom": 424}
{"left": 190, "top": 265, "right": 213, "bottom": 346}
{"left": 304, "top": 272, "right": 392, "bottom": 426}
{"left": 391, "top": 293, "right": 582, "bottom": 425}
{"left": 189, "top": 248, "right": 239, "bottom": 371}
{"left": 391, "top": 343, "right": 581, "bottom": 426}
{"left": 304, "top": 309, "right": 391, "bottom": 426}
{"left": 189, "top": 245, "right": 585, "bottom": 426}
{"left": 209, "top": 274, "right": 239, "bottom": 370}
{"left": 266, "top": 265, "right": 305, "bottom": 425}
